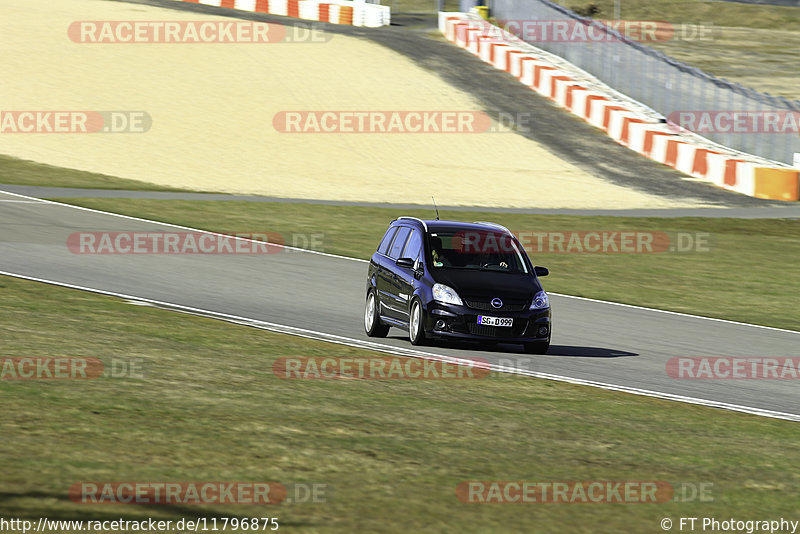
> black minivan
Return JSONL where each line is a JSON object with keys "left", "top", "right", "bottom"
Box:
{"left": 364, "top": 217, "right": 551, "bottom": 353}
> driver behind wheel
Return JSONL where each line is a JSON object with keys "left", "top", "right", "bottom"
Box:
{"left": 429, "top": 236, "right": 451, "bottom": 267}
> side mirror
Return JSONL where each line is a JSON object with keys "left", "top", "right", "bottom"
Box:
{"left": 396, "top": 257, "right": 415, "bottom": 269}
{"left": 534, "top": 266, "right": 549, "bottom": 277}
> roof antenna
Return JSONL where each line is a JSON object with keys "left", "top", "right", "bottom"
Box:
{"left": 432, "top": 196, "right": 440, "bottom": 220}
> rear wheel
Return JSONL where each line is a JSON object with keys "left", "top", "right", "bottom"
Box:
{"left": 409, "top": 300, "right": 427, "bottom": 346}
{"left": 524, "top": 341, "right": 549, "bottom": 354}
{"left": 364, "top": 290, "right": 389, "bottom": 337}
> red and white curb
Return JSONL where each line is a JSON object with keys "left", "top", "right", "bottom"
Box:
{"left": 441, "top": 12, "right": 799, "bottom": 201}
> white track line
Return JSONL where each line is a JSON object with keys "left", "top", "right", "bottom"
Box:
{"left": 549, "top": 293, "right": 799, "bottom": 335}
{"left": 1, "top": 269, "right": 798, "bottom": 423}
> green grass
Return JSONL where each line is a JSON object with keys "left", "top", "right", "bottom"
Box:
{"left": 559, "top": 0, "right": 800, "bottom": 31}
{"left": 47, "top": 197, "right": 800, "bottom": 331}
{"left": 1, "top": 275, "right": 798, "bottom": 533}
{"left": 0, "top": 154, "right": 194, "bottom": 192}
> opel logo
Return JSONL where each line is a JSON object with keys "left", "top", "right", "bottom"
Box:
{"left": 491, "top": 298, "right": 503, "bottom": 309}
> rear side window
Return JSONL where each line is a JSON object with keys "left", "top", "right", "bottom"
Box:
{"left": 403, "top": 229, "right": 423, "bottom": 262}
{"left": 388, "top": 226, "right": 412, "bottom": 259}
{"left": 377, "top": 227, "right": 397, "bottom": 255}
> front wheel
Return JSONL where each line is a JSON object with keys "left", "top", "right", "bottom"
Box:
{"left": 524, "top": 341, "right": 549, "bottom": 354}
{"left": 364, "top": 290, "right": 389, "bottom": 337}
{"left": 408, "top": 300, "right": 427, "bottom": 346}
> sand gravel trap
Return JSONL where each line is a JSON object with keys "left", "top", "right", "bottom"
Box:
{"left": 0, "top": 0, "right": 702, "bottom": 208}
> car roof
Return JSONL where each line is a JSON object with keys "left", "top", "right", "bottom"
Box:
{"left": 393, "top": 218, "right": 510, "bottom": 234}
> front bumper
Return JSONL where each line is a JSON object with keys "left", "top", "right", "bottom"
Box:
{"left": 423, "top": 301, "right": 551, "bottom": 343}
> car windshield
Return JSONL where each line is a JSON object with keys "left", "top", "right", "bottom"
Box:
{"left": 427, "top": 230, "right": 528, "bottom": 273}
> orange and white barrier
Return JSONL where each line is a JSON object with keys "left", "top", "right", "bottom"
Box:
{"left": 179, "top": 0, "right": 388, "bottom": 27}
{"left": 439, "top": 12, "right": 799, "bottom": 201}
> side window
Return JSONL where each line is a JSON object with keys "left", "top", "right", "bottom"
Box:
{"left": 402, "top": 229, "right": 422, "bottom": 262}
{"left": 388, "top": 226, "right": 412, "bottom": 259}
{"left": 377, "top": 227, "right": 397, "bottom": 255}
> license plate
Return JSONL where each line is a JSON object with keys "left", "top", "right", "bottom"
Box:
{"left": 477, "top": 316, "right": 513, "bottom": 327}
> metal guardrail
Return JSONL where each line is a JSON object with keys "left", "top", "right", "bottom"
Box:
{"left": 490, "top": 0, "right": 800, "bottom": 165}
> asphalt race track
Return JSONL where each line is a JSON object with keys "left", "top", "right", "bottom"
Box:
{"left": 1, "top": 190, "right": 798, "bottom": 420}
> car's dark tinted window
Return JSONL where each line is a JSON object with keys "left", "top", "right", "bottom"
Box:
{"left": 388, "top": 226, "right": 412, "bottom": 259}
{"left": 377, "top": 227, "right": 397, "bottom": 255}
{"left": 427, "top": 229, "right": 528, "bottom": 273}
{"left": 402, "top": 229, "right": 422, "bottom": 262}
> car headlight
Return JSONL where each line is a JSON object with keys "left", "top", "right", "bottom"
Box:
{"left": 530, "top": 290, "right": 549, "bottom": 310}
{"left": 433, "top": 283, "right": 463, "bottom": 306}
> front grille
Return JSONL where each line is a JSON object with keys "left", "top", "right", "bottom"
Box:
{"left": 464, "top": 298, "right": 529, "bottom": 312}
{"left": 467, "top": 321, "right": 528, "bottom": 338}
{"left": 468, "top": 323, "right": 502, "bottom": 337}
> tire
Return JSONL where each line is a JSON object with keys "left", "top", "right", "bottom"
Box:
{"left": 364, "top": 290, "right": 390, "bottom": 337}
{"left": 524, "top": 341, "right": 550, "bottom": 354}
{"left": 408, "top": 299, "right": 428, "bottom": 346}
